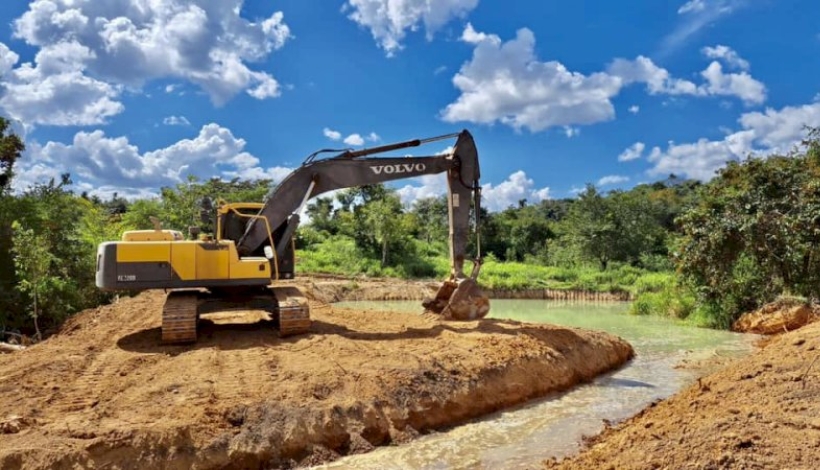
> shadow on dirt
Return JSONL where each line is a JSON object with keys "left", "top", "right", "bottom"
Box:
{"left": 117, "top": 315, "right": 591, "bottom": 356}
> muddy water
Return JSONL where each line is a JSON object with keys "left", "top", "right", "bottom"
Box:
{"left": 314, "top": 299, "right": 757, "bottom": 470}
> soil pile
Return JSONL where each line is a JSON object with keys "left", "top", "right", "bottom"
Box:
{"left": 0, "top": 280, "right": 633, "bottom": 470}
{"left": 545, "top": 309, "right": 820, "bottom": 470}
{"left": 733, "top": 298, "right": 819, "bottom": 334}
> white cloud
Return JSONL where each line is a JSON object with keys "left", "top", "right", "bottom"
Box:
{"left": 678, "top": 0, "right": 706, "bottom": 14}
{"left": 661, "top": 0, "right": 745, "bottom": 56}
{"left": 699, "top": 61, "right": 766, "bottom": 104}
{"left": 564, "top": 126, "right": 580, "bottom": 138}
{"left": 609, "top": 55, "right": 766, "bottom": 105}
{"left": 608, "top": 56, "right": 699, "bottom": 95}
{"left": 481, "top": 171, "right": 550, "bottom": 211}
{"left": 325, "top": 128, "right": 379, "bottom": 146}
{"left": 323, "top": 127, "right": 342, "bottom": 141}
{"left": 0, "top": 43, "right": 19, "bottom": 75}
{"left": 597, "top": 175, "right": 629, "bottom": 186}
{"left": 396, "top": 174, "right": 448, "bottom": 205}
{"left": 13, "top": 123, "right": 293, "bottom": 197}
{"left": 628, "top": 105, "right": 640, "bottom": 114}
{"left": 701, "top": 44, "right": 749, "bottom": 70}
{"left": 396, "top": 170, "right": 550, "bottom": 211}
{"left": 344, "top": 0, "right": 479, "bottom": 56}
{"left": 163, "top": 115, "right": 190, "bottom": 126}
{"left": 442, "top": 25, "right": 766, "bottom": 133}
{"left": 618, "top": 142, "right": 646, "bottom": 162}
{"left": 647, "top": 102, "right": 820, "bottom": 180}
{"left": 1, "top": 0, "right": 292, "bottom": 126}
{"left": 344, "top": 133, "right": 366, "bottom": 146}
{"left": 441, "top": 25, "right": 623, "bottom": 132}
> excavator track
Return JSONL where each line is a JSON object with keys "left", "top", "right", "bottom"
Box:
{"left": 271, "top": 286, "right": 311, "bottom": 337}
{"left": 161, "top": 291, "right": 200, "bottom": 344}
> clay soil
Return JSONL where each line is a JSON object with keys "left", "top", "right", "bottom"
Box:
{"left": 545, "top": 311, "right": 820, "bottom": 470}
{"left": 0, "top": 278, "right": 633, "bottom": 470}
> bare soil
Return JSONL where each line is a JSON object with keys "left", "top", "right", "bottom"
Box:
{"left": 545, "top": 305, "right": 820, "bottom": 470}
{"left": 0, "top": 278, "right": 633, "bottom": 470}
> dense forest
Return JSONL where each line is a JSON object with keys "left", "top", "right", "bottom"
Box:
{"left": 2, "top": 115, "right": 820, "bottom": 339}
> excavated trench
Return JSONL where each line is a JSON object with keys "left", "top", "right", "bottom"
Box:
{"left": 0, "top": 279, "right": 633, "bottom": 469}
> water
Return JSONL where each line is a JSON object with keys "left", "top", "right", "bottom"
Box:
{"left": 311, "top": 300, "right": 757, "bottom": 470}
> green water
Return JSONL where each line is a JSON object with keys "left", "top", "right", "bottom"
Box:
{"left": 311, "top": 300, "right": 757, "bottom": 470}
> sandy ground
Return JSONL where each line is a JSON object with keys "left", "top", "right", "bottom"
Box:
{"left": 545, "top": 311, "right": 820, "bottom": 470}
{"left": 0, "top": 279, "right": 633, "bottom": 470}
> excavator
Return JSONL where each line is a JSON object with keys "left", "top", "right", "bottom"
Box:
{"left": 95, "top": 130, "right": 490, "bottom": 344}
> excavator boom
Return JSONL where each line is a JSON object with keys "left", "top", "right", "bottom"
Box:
{"left": 239, "top": 129, "right": 490, "bottom": 320}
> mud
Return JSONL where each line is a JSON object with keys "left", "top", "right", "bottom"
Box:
{"left": 0, "top": 279, "right": 633, "bottom": 470}
{"left": 546, "top": 306, "right": 820, "bottom": 470}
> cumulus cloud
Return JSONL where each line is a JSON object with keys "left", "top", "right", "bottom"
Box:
{"left": 441, "top": 25, "right": 622, "bottom": 132}
{"left": 597, "top": 175, "right": 629, "bottom": 186}
{"left": 324, "top": 128, "right": 380, "bottom": 146}
{"left": 344, "top": 133, "right": 366, "bottom": 146}
{"left": 344, "top": 0, "right": 478, "bottom": 55}
{"left": 0, "top": 43, "right": 19, "bottom": 75}
{"left": 441, "top": 24, "right": 767, "bottom": 132}
{"left": 628, "top": 105, "right": 640, "bottom": 114}
{"left": 564, "top": 126, "right": 580, "bottom": 138}
{"left": 699, "top": 61, "right": 765, "bottom": 104}
{"left": 323, "top": 127, "right": 342, "bottom": 141}
{"left": 13, "top": 123, "right": 293, "bottom": 197}
{"left": 608, "top": 56, "right": 700, "bottom": 95}
{"left": 647, "top": 102, "right": 820, "bottom": 180}
{"left": 618, "top": 142, "right": 646, "bottom": 162}
{"left": 396, "top": 170, "right": 550, "bottom": 211}
{"left": 701, "top": 44, "right": 749, "bottom": 70}
{"left": 0, "top": 41, "right": 124, "bottom": 126}
{"left": 608, "top": 55, "right": 766, "bottom": 105}
{"left": 1, "top": 0, "right": 292, "bottom": 126}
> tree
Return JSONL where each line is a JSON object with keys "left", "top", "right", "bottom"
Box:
{"left": 11, "top": 221, "right": 58, "bottom": 340}
{"left": 0, "top": 116, "right": 24, "bottom": 193}
{"left": 676, "top": 127, "right": 820, "bottom": 323}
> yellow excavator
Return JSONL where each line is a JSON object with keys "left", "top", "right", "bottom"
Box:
{"left": 95, "top": 130, "right": 490, "bottom": 344}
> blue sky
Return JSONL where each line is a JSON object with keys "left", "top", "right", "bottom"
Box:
{"left": 1, "top": 0, "right": 819, "bottom": 211}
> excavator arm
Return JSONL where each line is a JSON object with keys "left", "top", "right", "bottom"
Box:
{"left": 238, "top": 130, "right": 490, "bottom": 320}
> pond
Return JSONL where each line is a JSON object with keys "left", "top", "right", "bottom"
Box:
{"left": 310, "top": 299, "right": 757, "bottom": 470}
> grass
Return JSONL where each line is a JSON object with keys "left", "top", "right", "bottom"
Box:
{"left": 297, "top": 237, "right": 672, "bottom": 295}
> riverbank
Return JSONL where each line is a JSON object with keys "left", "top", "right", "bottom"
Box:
{"left": 0, "top": 280, "right": 633, "bottom": 469}
{"left": 544, "top": 311, "right": 820, "bottom": 469}
{"left": 305, "top": 275, "right": 634, "bottom": 303}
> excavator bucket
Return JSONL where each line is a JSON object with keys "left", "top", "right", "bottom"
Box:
{"left": 423, "top": 277, "right": 491, "bottom": 321}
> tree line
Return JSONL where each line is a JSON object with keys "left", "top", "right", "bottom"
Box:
{"left": 3, "top": 114, "right": 820, "bottom": 338}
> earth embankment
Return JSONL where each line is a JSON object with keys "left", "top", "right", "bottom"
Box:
{"left": 545, "top": 307, "right": 820, "bottom": 470}
{"left": 0, "top": 279, "right": 633, "bottom": 469}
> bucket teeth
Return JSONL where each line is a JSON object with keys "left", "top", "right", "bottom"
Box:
{"left": 162, "top": 291, "right": 199, "bottom": 344}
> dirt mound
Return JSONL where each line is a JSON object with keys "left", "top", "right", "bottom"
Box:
{"left": 545, "top": 316, "right": 820, "bottom": 470}
{"left": 733, "top": 298, "right": 820, "bottom": 334}
{"left": 0, "top": 281, "right": 633, "bottom": 470}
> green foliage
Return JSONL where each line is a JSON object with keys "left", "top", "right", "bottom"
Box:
{"left": 11, "top": 220, "right": 58, "bottom": 340}
{"left": 675, "top": 127, "right": 820, "bottom": 324}
{"left": 0, "top": 117, "right": 24, "bottom": 193}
